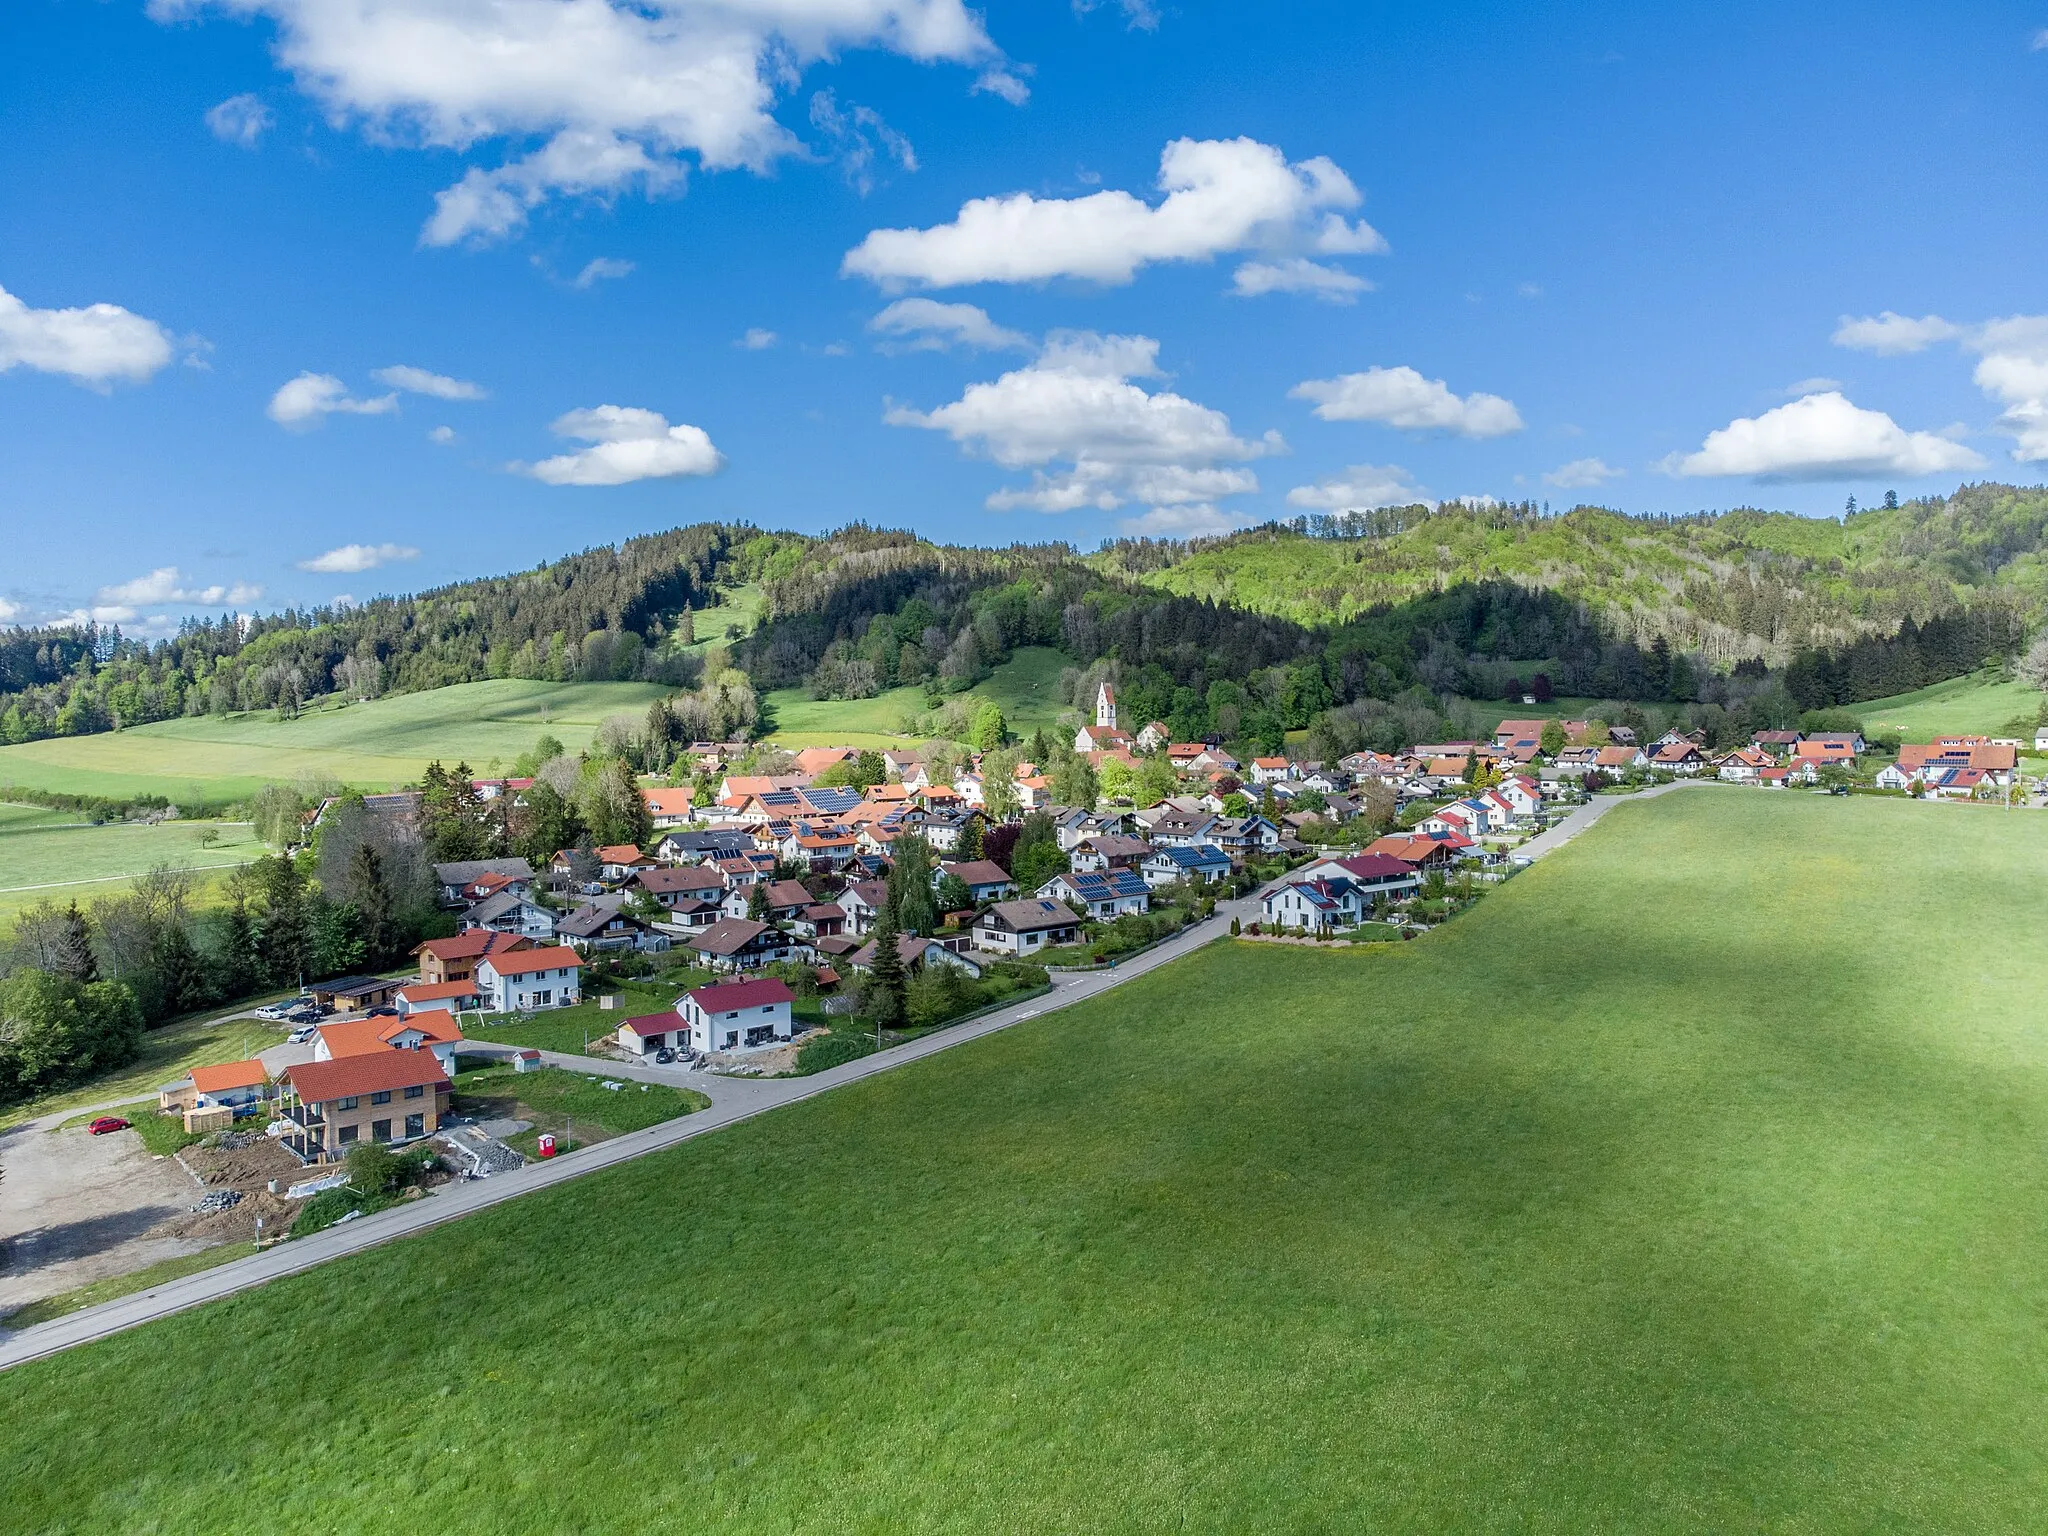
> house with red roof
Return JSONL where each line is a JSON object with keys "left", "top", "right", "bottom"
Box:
{"left": 475, "top": 946, "right": 584, "bottom": 1012}
{"left": 280, "top": 1051, "right": 451, "bottom": 1161}
{"left": 676, "top": 976, "right": 796, "bottom": 1053}
{"left": 641, "top": 786, "right": 696, "bottom": 829}
{"left": 412, "top": 930, "right": 533, "bottom": 985}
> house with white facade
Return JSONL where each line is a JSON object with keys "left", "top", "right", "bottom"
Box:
{"left": 974, "top": 898, "right": 1083, "bottom": 956}
{"left": 475, "top": 947, "right": 584, "bottom": 1012}
{"left": 1037, "top": 868, "right": 1151, "bottom": 920}
{"left": 676, "top": 977, "right": 796, "bottom": 1053}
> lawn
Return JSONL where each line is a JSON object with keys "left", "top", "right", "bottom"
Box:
{"left": 0, "top": 679, "right": 670, "bottom": 807}
{"left": 6, "top": 791, "right": 2048, "bottom": 1528}
{"left": 0, "top": 814, "right": 264, "bottom": 925}
{"left": 0, "top": 1010, "right": 285, "bottom": 1132}
{"left": 450, "top": 1064, "right": 709, "bottom": 1157}
{"left": 464, "top": 973, "right": 715, "bottom": 1056}
{"left": 762, "top": 646, "right": 1072, "bottom": 748}
{"left": 1856, "top": 672, "right": 2043, "bottom": 739}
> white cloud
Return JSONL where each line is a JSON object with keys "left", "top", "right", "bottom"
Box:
{"left": 1785, "top": 376, "right": 1842, "bottom": 396}
{"left": 842, "top": 136, "right": 1387, "bottom": 293}
{"left": 372, "top": 364, "right": 486, "bottom": 399}
{"left": 969, "top": 65, "right": 1032, "bottom": 105}
{"left": 1074, "top": 0, "right": 1162, "bottom": 30}
{"left": 0, "top": 282, "right": 174, "bottom": 389}
{"left": 885, "top": 329, "right": 1277, "bottom": 519}
{"left": 429, "top": 425, "right": 457, "bottom": 444}
{"left": 1516, "top": 282, "right": 1543, "bottom": 298}
{"left": 1285, "top": 464, "right": 1426, "bottom": 510}
{"left": 1117, "top": 504, "right": 1252, "bottom": 537}
{"left": 1969, "top": 315, "right": 2048, "bottom": 461}
{"left": 1230, "top": 258, "right": 1368, "bottom": 303}
{"left": 1662, "top": 392, "right": 1984, "bottom": 480}
{"left": 297, "top": 542, "right": 420, "bottom": 574}
{"left": 0, "top": 598, "right": 21, "bottom": 623}
{"left": 1290, "top": 365, "right": 1524, "bottom": 438}
{"left": 330, "top": 594, "right": 358, "bottom": 608}
{"left": 2032, "top": 27, "right": 2048, "bottom": 49}
{"left": 1831, "top": 311, "right": 1962, "bottom": 355}
{"left": 267, "top": 372, "right": 399, "bottom": 426}
{"left": 809, "top": 89, "right": 916, "bottom": 195}
{"left": 153, "top": 1, "right": 1006, "bottom": 246}
{"left": 1544, "top": 456, "right": 1623, "bottom": 489}
{"left": 868, "top": 298, "right": 1029, "bottom": 352}
{"left": 523, "top": 405, "right": 724, "bottom": 485}
{"left": 736, "top": 328, "right": 778, "bottom": 350}
{"left": 95, "top": 567, "right": 262, "bottom": 610}
{"left": 573, "top": 256, "right": 635, "bottom": 288}
{"left": 205, "top": 92, "right": 272, "bottom": 147}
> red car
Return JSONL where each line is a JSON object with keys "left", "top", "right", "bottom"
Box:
{"left": 87, "top": 1116, "right": 131, "bottom": 1136}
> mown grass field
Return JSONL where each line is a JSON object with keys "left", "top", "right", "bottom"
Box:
{"left": 6, "top": 790, "right": 2048, "bottom": 1530}
{"left": 0, "top": 813, "right": 264, "bottom": 924}
{"left": 763, "top": 645, "right": 1072, "bottom": 748}
{"left": 1857, "top": 672, "right": 2043, "bottom": 739}
{"left": 0, "top": 680, "right": 670, "bottom": 807}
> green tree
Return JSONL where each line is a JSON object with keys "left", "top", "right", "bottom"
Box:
{"left": 933, "top": 872, "right": 973, "bottom": 916}
{"left": 251, "top": 782, "right": 307, "bottom": 849}
{"left": 512, "top": 777, "right": 578, "bottom": 865}
{"left": 150, "top": 919, "right": 207, "bottom": 1017}
{"left": 888, "top": 836, "right": 938, "bottom": 935}
{"left": 346, "top": 841, "right": 396, "bottom": 963}
{"left": 345, "top": 1141, "right": 402, "bottom": 1194}
{"left": 56, "top": 902, "right": 98, "bottom": 983}
{"left": 1010, "top": 813, "right": 1067, "bottom": 893}
{"left": 1539, "top": 718, "right": 1567, "bottom": 758}
{"left": 0, "top": 970, "right": 143, "bottom": 1095}
{"left": 863, "top": 903, "right": 908, "bottom": 1031}
{"left": 969, "top": 701, "right": 1008, "bottom": 751}
{"left": 955, "top": 814, "right": 983, "bottom": 861}
{"left": 1051, "top": 750, "right": 1099, "bottom": 810}
{"left": 747, "top": 881, "right": 769, "bottom": 921}
{"left": 256, "top": 854, "right": 312, "bottom": 987}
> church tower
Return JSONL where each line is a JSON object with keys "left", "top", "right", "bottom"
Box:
{"left": 1096, "top": 680, "right": 1117, "bottom": 730}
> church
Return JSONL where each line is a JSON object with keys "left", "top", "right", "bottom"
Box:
{"left": 1074, "top": 680, "right": 1135, "bottom": 754}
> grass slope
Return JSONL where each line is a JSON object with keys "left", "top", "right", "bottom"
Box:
{"left": 1856, "top": 672, "right": 2044, "bottom": 739}
{"left": 6, "top": 792, "right": 2048, "bottom": 1529}
{"left": 0, "top": 815, "right": 265, "bottom": 924}
{"left": 0, "top": 680, "right": 670, "bottom": 806}
{"left": 0, "top": 1011, "right": 286, "bottom": 1132}
{"left": 763, "top": 646, "right": 1071, "bottom": 748}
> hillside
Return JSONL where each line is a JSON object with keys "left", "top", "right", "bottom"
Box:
{"left": 6, "top": 794, "right": 2048, "bottom": 1527}
{"left": 1093, "top": 483, "right": 2048, "bottom": 664}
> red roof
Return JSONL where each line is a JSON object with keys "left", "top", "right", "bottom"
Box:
{"left": 396, "top": 979, "right": 482, "bottom": 1003}
{"left": 286, "top": 1051, "right": 448, "bottom": 1104}
{"left": 618, "top": 1012, "right": 676, "bottom": 1039}
{"left": 596, "top": 844, "right": 649, "bottom": 864}
{"left": 683, "top": 977, "right": 795, "bottom": 1014}
{"left": 190, "top": 1059, "right": 270, "bottom": 1093}
{"left": 482, "top": 945, "right": 584, "bottom": 977}
{"left": 414, "top": 931, "right": 532, "bottom": 963}
{"left": 1330, "top": 852, "right": 1419, "bottom": 880}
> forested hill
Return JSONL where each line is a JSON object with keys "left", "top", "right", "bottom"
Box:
{"left": 2, "top": 484, "right": 2044, "bottom": 752}
{"left": 1093, "top": 483, "right": 2048, "bottom": 663}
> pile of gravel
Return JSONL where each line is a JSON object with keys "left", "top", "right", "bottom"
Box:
{"left": 191, "top": 1189, "right": 243, "bottom": 1214}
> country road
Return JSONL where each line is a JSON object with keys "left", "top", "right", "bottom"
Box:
{"left": 0, "top": 891, "right": 1259, "bottom": 1370}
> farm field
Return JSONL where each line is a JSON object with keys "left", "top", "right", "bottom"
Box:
{"left": 0, "top": 680, "right": 670, "bottom": 807}
{"left": 762, "top": 646, "right": 1072, "bottom": 748}
{"left": 5, "top": 790, "right": 2048, "bottom": 1527}
{"left": 1856, "top": 672, "right": 2043, "bottom": 739}
{"left": 0, "top": 814, "right": 264, "bottom": 925}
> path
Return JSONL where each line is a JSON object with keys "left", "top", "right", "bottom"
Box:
{"left": 0, "top": 894, "right": 1256, "bottom": 1370}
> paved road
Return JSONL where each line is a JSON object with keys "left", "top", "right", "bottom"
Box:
{"left": 0, "top": 895, "right": 1256, "bottom": 1370}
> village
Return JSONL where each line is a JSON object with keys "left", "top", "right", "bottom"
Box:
{"left": 129, "top": 680, "right": 2032, "bottom": 1187}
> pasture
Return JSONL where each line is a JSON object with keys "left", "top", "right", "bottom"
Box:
{"left": 5, "top": 790, "right": 2048, "bottom": 1528}
{"left": 0, "top": 680, "right": 670, "bottom": 807}
{"left": 1856, "top": 672, "right": 2043, "bottom": 739}
{"left": 0, "top": 814, "right": 264, "bottom": 925}
{"left": 763, "top": 646, "right": 1073, "bottom": 748}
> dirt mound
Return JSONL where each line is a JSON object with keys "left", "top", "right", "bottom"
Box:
{"left": 182, "top": 1139, "right": 300, "bottom": 1190}
{"left": 148, "top": 1189, "right": 293, "bottom": 1242}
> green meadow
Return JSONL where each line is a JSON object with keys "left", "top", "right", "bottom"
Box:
{"left": 762, "top": 645, "right": 1072, "bottom": 748}
{"left": 5, "top": 789, "right": 2048, "bottom": 1529}
{"left": 0, "top": 813, "right": 266, "bottom": 925}
{"left": 0, "top": 680, "right": 670, "bottom": 806}
{"left": 1856, "top": 672, "right": 2043, "bottom": 740}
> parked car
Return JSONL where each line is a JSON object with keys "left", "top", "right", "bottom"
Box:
{"left": 287, "top": 1026, "right": 317, "bottom": 1044}
{"left": 254, "top": 1004, "right": 295, "bottom": 1021}
{"left": 653, "top": 1048, "right": 674, "bottom": 1064}
{"left": 87, "top": 1116, "right": 131, "bottom": 1135}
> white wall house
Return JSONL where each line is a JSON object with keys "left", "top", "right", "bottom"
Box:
{"left": 678, "top": 977, "right": 796, "bottom": 1052}
{"left": 475, "top": 947, "right": 584, "bottom": 1012}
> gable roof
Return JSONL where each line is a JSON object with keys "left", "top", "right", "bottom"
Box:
{"left": 684, "top": 976, "right": 795, "bottom": 1012}
{"left": 432, "top": 858, "right": 536, "bottom": 887}
{"left": 396, "top": 979, "right": 484, "bottom": 1004}
{"left": 413, "top": 931, "right": 532, "bottom": 963}
{"left": 286, "top": 1051, "right": 448, "bottom": 1104}
{"left": 635, "top": 865, "right": 726, "bottom": 894}
{"left": 480, "top": 945, "right": 584, "bottom": 977}
{"left": 190, "top": 1059, "right": 270, "bottom": 1094}
{"left": 940, "top": 859, "right": 1014, "bottom": 888}
{"left": 1053, "top": 868, "right": 1149, "bottom": 901}
{"left": 763, "top": 880, "right": 814, "bottom": 909}
{"left": 641, "top": 787, "right": 695, "bottom": 817}
{"left": 618, "top": 1012, "right": 677, "bottom": 1040}
{"left": 595, "top": 844, "right": 650, "bottom": 864}
{"left": 684, "top": 918, "right": 774, "bottom": 957}
{"left": 981, "top": 898, "right": 1081, "bottom": 933}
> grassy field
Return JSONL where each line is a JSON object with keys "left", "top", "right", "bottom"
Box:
{"left": 0, "top": 1010, "right": 286, "bottom": 1132}
{"left": 0, "top": 813, "right": 264, "bottom": 925}
{"left": 0, "top": 680, "right": 671, "bottom": 807}
{"left": 6, "top": 791, "right": 2048, "bottom": 1528}
{"left": 451, "top": 1063, "right": 709, "bottom": 1157}
{"left": 0, "top": 1244, "right": 257, "bottom": 1331}
{"left": 763, "top": 646, "right": 1072, "bottom": 748}
{"left": 1857, "top": 672, "right": 2043, "bottom": 739}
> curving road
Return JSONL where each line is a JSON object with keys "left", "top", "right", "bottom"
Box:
{"left": 0, "top": 893, "right": 1258, "bottom": 1370}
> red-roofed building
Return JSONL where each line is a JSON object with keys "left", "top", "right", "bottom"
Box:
{"left": 678, "top": 977, "right": 796, "bottom": 1053}
{"left": 315, "top": 1008, "right": 468, "bottom": 1079}
{"left": 642, "top": 786, "right": 696, "bottom": 829}
{"left": 476, "top": 946, "right": 584, "bottom": 1012}
{"left": 280, "top": 1051, "right": 451, "bottom": 1161}
{"left": 159, "top": 1058, "right": 274, "bottom": 1116}
{"left": 412, "top": 930, "right": 533, "bottom": 985}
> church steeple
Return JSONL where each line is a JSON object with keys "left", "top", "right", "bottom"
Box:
{"left": 1095, "top": 680, "right": 1117, "bottom": 730}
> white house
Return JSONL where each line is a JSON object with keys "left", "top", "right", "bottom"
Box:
{"left": 1249, "top": 756, "right": 1295, "bottom": 785}
{"left": 676, "top": 976, "right": 796, "bottom": 1053}
{"left": 1261, "top": 877, "right": 1368, "bottom": 933}
{"left": 974, "top": 898, "right": 1083, "bottom": 956}
{"left": 1141, "top": 844, "right": 1231, "bottom": 888}
{"left": 1036, "top": 868, "right": 1151, "bottom": 920}
{"left": 475, "top": 946, "right": 584, "bottom": 1012}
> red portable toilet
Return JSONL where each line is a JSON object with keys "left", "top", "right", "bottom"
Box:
{"left": 536, "top": 1132, "right": 557, "bottom": 1158}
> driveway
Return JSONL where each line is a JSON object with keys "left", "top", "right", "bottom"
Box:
{"left": 0, "top": 1114, "right": 208, "bottom": 1318}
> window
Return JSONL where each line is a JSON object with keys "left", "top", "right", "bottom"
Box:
{"left": 337, "top": 1095, "right": 359, "bottom": 1111}
{"left": 372, "top": 1119, "right": 392, "bottom": 1141}
{"left": 371, "top": 1090, "right": 392, "bottom": 1106}
{"left": 404, "top": 1084, "right": 424, "bottom": 1100}
{"left": 761, "top": 1005, "right": 774, "bottom": 1014}
{"left": 405, "top": 1113, "right": 424, "bottom": 1138}
{"left": 338, "top": 1123, "right": 359, "bottom": 1145}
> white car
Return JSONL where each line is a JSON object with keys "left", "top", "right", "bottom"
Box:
{"left": 287, "top": 1026, "right": 317, "bottom": 1044}
{"left": 254, "top": 1003, "right": 296, "bottom": 1021}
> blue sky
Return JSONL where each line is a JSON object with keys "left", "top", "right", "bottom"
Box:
{"left": 5, "top": 1, "right": 2048, "bottom": 633}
